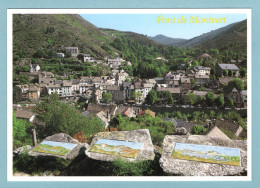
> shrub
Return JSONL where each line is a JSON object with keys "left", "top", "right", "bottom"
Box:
{"left": 191, "top": 125, "right": 207, "bottom": 135}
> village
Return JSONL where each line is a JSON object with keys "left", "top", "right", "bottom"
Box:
{"left": 10, "top": 13, "right": 250, "bottom": 177}
{"left": 13, "top": 46, "right": 247, "bottom": 133}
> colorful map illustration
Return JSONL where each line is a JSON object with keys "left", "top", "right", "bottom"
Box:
{"left": 32, "top": 140, "right": 77, "bottom": 156}
{"left": 171, "top": 143, "right": 241, "bottom": 166}
{"left": 89, "top": 139, "right": 143, "bottom": 159}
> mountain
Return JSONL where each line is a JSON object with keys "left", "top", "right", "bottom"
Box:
{"left": 149, "top": 34, "right": 187, "bottom": 46}
{"left": 13, "top": 14, "right": 116, "bottom": 58}
{"left": 198, "top": 20, "right": 247, "bottom": 52}
{"left": 13, "top": 14, "right": 163, "bottom": 60}
{"left": 149, "top": 20, "right": 246, "bottom": 51}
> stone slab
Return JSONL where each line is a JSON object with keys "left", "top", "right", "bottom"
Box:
{"left": 159, "top": 135, "right": 247, "bottom": 176}
{"left": 85, "top": 129, "right": 155, "bottom": 162}
{"left": 29, "top": 133, "right": 89, "bottom": 160}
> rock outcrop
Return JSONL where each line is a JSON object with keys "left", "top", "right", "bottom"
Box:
{"left": 13, "top": 145, "right": 32, "bottom": 157}
{"left": 160, "top": 135, "right": 247, "bottom": 176}
{"left": 174, "top": 127, "right": 188, "bottom": 135}
{"left": 29, "top": 133, "right": 89, "bottom": 160}
{"left": 85, "top": 129, "right": 155, "bottom": 162}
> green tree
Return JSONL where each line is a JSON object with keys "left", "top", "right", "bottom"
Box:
{"left": 205, "top": 91, "right": 215, "bottom": 106}
{"left": 190, "top": 78, "right": 196, "bottom": 87}
{"left": 163, "top": 91, "right": 174, "bottom": 104}
{"left": 228, "top": 70, "right": 233, "bottom": 77}
{"left": 146, "top": 90, "right": 157, "bottom": 105}
{"left": 191, "top": 125, "right": 207, "bottom": 135}
{"left": 226, "top": 98, "right": 234, "bottom": 108}
{"left": 223, "top": 69, "right": 228, "bottom": 77}
{"left": 34, "top": 94, "right": 104, "bottom": 139}
{"left": 33, "top": 50, "right": 45, "bottom": 58}
{"left": 228, "top": 78, "right": 245, "bottom": 91}
{"left": 132, "top": 91, "right": 142, "bottom": 103}
{"left": 185, "top": 93, "right": 197, "bottom": 105}
{"left": 18, "top": 74, "right": 29, "bottom": 85}
{"left": 240, "top": 68, "right": 246, "bottom": 77}
{"left": 102, "top": 92, "right": 112, "bottom": 103}
{"left": 13, "top": 112, "right": 27, "bottom": 140}
{"left": 215, "top": 94, "right": 225, "bottom": 108}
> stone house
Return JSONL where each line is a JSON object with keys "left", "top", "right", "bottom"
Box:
{"left": 28, "top": 84, "right": 40, "bottom": 102}
{"left": 47, "top": 83, "right": 62, "bottom": 96}
{"left": 116, "top": 72, "right": 129, "bottom": 85}
{"left": 123, "top": 82, "right": 134, "bottom": 100}
{"left": 225, "top": 87, "right": 246, "bottom": 108}
{"left": 156, "top": 87, "right": 181, "bottom": 102}
{"left": 215, "top": 63, "right": 239, "bottom": 77}
{"left": 72, "top": 79, "right": 80, "bottom": 93}
{"left": 106, "top": 86, "right": 124, "bottom": 103}
{"left": 61, "top": 80, "right": 73, "bottom": 97}
{"left": 13, "top": 84, "right": 29, "bottom": 102}
{"left": 180, "top": 77, "right": 191, "bottom": 94}
{"left": 194, "top": 66, "right": 211, "bottom": 76}
{"left": 65, "top": 47, "right": 78, "bottom": 57}
{"left": 194, "top": 75, "right": 210, "bottom": 85}
{"left": 16, "top": 110, "right": 36, "bottom": 122}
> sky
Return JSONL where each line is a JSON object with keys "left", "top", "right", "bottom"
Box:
{"left": 81, "top": 14, "right": 247, "bottom": 39}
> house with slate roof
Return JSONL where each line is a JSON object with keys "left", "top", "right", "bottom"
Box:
{"left": 216, "top": 63, "right": 239, "bottom": 77}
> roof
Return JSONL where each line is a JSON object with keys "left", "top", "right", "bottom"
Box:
{"left": 198, "top": 53, "right": 212, "bottom": 59}
{"left": 218, "top": 77, "right": 234, "bottom": 85}
{"left": 218, "top": 63, "right": 239, "bottom": 70}
{"left": 123, "top": 82, "right": 132, "bottom": 87}
{"left": 174, "top": 119, "right": 198, "bottom": 133}
{"left": 189, "top": 90, "right": 208, "bottom": 96}
{"left": 169, "top": 80, "right": 179, "bottom": 85}
{"left": 232, "top": 87, "right": 238, "bottom": 92}
{"left": 195, "top": 75, "right": 210, "bottom": 79}
{"left": 162, "top": 118, "right": 178, "bottom": 126}
{"left": 145, "top": 79, "right": 156, "bottom": 84}
{"left": 62, "top": 80, "right": 72, "bottom": 87}
{"left": 143, "top": 83, "right": 153, "bottom": 88}
{"left": 138, "top": 110, "right": 155, "bottom": 117}
{"left": 207, "top": 126, "right": 231, "bottom": 141}
{"left": 107, "top": 86, "right": 120, "bottom": 91}
{"left": 72, "top": 79, "right": 80, "bottom": 84}
{"left": 41, "top": 72, "right": 54, "bottom": 77}
{"left": 157, "top": 87, "right": 181, "bottom": 94}
{"left": 196, "top": 66, "right": 211, "bottom": 70}
{"left": 31, "top": 64, "right": 39, "bottom": 68}
{"left": 48, "top": 83, "right": 61, "bottom": 88}
{"left": 181, "top": 78, "right": 191, "bottom": 84}
{"left": 16, "top": 110, "right": 35, "bottom": 119}
{"left": 66, "top": 47, "right": 78, "bottom": 49}
{"left": 29, "top": 84, "right": 39, "bottom": 92}
{"left": 87, "top": 103, "right": 117, "bottom": 115}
